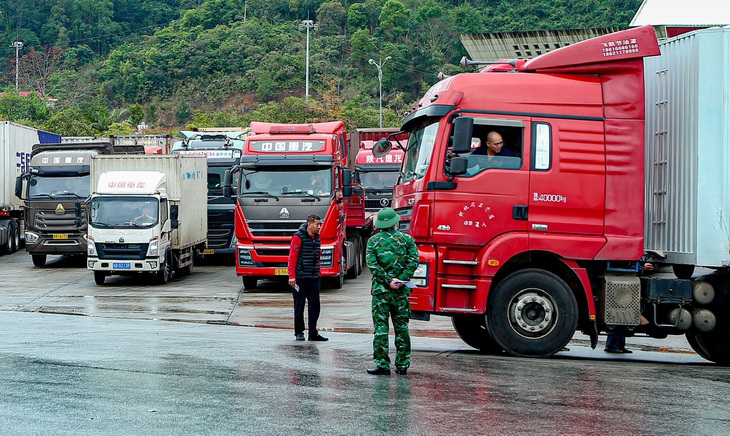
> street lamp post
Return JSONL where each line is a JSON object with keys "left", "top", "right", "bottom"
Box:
{"left": 299, "top": 20, "right": 318, "bottom": 102}
{"left": 10, "top": 41, "right": 23, "bottom": 91}
{"left": 368, "top": 56, "right": 391, "bottom": 128}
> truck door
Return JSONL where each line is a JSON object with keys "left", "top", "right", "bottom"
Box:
{"left": 527, "top": 120, "right": 606, "bottom": 243}
{"left": 430, "top": 118, "right": 530, "bottom": 311}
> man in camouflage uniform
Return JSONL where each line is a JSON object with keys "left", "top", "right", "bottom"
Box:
{"left": 366, "top": 207, "right": 419, "bottom": 375}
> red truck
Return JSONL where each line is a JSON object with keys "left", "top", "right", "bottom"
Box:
{"left": 377, "top": 26, "right": 730, "bottom": 363}
{"left": 225, "top": 121, "right": 369, "bottom": 290}
{"left": 351, "top": 128, "right": 407, "bottom": 221}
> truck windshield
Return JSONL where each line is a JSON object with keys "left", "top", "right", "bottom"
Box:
{"left": 208, "top": 166, "right": 238, "bottom": 192}
{"left": 240, "top": 169, "right": 332, "bottom": 198}
{"left": 27, "top": 175, "right": 91, "bottom": 199}
{"left": 358, "top": 171, "right": 399, "bottom": 190}
{"left": 402, "top": 121, "right": 439, "bottom": 182}
{"left": 89, "top": 197, "right": 159, "bottom": 228}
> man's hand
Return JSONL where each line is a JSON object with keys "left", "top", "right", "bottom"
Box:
{"left": 289, "top": 278, "right": 297, "bottom": 290}
{"left": 389, "top": 278, "right": 403, "bottom": 290}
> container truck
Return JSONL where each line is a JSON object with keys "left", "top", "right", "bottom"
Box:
{"left": 171, "top": 129, "right": 248, "bottom": 256}
{"left": 374, "top": 24, "right": 730, "bottom": 365}
{"left": 351, "top": 128, "right": 407, "bottom": 220}
{"left": 16, "top": 142, "right": 144, "bottom": 266}
{"left": 86, "top": 154, "right": 208, "bottom": 285}
{"left": 0, "top": 122, "right": 61, "bottom": 255}
{"left": 223, "top": 121, "right": 368, "bottom": 290}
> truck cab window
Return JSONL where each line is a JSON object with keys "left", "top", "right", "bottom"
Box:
{"left": 454, "top": 123, "right": 523, "bottom": 177}
{"left": 402, "top": 121, "right": 438, "bottom": 182}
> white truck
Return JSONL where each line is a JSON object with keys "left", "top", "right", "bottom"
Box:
{"left": 1, "top": 121, "right": 61, "bottom": 255}
{"left": 86, "top": 154, "right": 208, "bottom": 285}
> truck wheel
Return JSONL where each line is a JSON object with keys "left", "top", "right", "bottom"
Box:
{"left": 8, "top": 220, "right": 19, "bottom": 253}
{"left": 452, "top": 314, "right": 503, "bottom": 354}
{"left": 1, "top": 230, "right": 11, "bottom": 254}
{"left": 686, "top": 329, "right": 730, "bottom": 365}
{"left": 32, "top": 254, "right": 47, "bottom": 267}
{"left": 486, "top": 269, "right": 578, "bottom": 357}
{"left": 156, "top": 253, "right": 171, "bottom": 285}
{"left": 94, "top": 271, "right": 106, "bottom": 285}
{"left": 181, "top": 258, "right": 194, "bottom": 276}
{"left": 242, "top": 278, "right": 257, "bottom": 290}
{"left": 672, "top": 264, "right": 695, "bottom": 280}
{"left": 328, "top": 274, "right": 344, "bottom": 290}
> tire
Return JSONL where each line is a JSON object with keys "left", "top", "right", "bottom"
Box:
{"left": 452, "top": 314, "right": 503, "bottom": 354}
{"left": 8, "top": 221, "right": 19, "bottom": 253}
{"left": 181, "top": 258, "right": 194, "bottom": 276}
{"left": 1, "top": 231, "right": 10, "bottom": 254}
{"left": 686, "top": 329, "right": 730, "bottom": 366}
{"left": 673, "top": 264, "right": 695, "bottom": 280}
{"left": 242, "top": 277, "right": 257, "bottom": 290}
{"left": 486, "top": 269, "right": 578, "bottom": 357}
{"left": 94, "top": 271, "right": 106, "bottom": 285}
{"left": 32, "top": 254, "right": 47, "bottom": 267}
{"left": 328, "top": 274, "right": 344, "bottom": 290}
{"left": 156, "top": 252, "right": 171, "bottom": 285}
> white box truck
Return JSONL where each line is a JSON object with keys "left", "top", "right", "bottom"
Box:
{"left": 86, "top": 154, "right": 208, "bottom": 285}
{"left": 0, "top": 121, "right": 61, "bottom": 255}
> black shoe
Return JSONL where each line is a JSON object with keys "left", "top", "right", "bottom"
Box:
{"left": 618, "top": 348, "right": 633, "bottom": 354}
{"left": 295, "top": 333, "right": 305, "bottom": 341}
{"left": 396, "top": 368, "right": 408, "bottom": 375}
{"left": 309, "top": 333, "right": 329, "bottom": 341}
{"left": 604, "top": 347, "right": 621, "bottom": 353}
{"left": 367, "top": 367, "right": 391, "bottom": 375}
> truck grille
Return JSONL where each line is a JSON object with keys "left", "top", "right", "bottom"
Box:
{"left": 96, "top": 243, "right": 149, "bottom": 260}
{"left": 365, "top": 198, "right": 391, "bottom": 210}
{"left": 207, "top": 210, "right": 234, "bottom": 249}
{"left": 248, "top": 221, "right": 300, "bottom": 237}
{"left": 34, "top": 209, "right": 88, "bottom": 232}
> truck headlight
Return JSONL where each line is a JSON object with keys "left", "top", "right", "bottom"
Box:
{"left": 238, "top": 247, "right": 254, "bottom": 266}
{"left": 87, "top": 236, "right": 97, "bottom": 256}
{"left": 25, "top": 232, "right": 39, "bottom": 244}
{"left": 146, "top": 237, "right": 159, "bottom": 257}
{"left": 411, "top": 263, "right": 428, "bottom": 286}
{"left": 320, "top": 246, "right": 334, "bottom": 267}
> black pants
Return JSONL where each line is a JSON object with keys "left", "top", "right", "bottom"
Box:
{"left": 293, "top": 277, "right": 321, "bottom": 335}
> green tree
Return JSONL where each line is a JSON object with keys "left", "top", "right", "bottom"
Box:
{"left": 316, "top": 1, "right": 347, "bottom": 36}
{"left": 43, "top": 107, "right": 95, "bottom": 136}
{"left": 0, "top": 91, "right": 52, "bottom": 125}
{"left": 128, "top": 103, "right": 145, "bottom": 127}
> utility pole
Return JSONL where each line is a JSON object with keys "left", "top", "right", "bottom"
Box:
{"left": 10, "top": 41, "right": 23, "bottom": 91}
{"left": 368, "top": 56, "right": 391, "bottom": 128}
{"left": 299, "top": 19, "right": 318, "bottom": 102}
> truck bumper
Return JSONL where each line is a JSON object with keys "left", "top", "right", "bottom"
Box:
{"left": 25, "top": 233, "right": 88, "bottom": 256}
{"left": 235, "top": 244, "right": 340, "bottom": 278}
{"left": 87, "top": 257, "right": 161, "bottom": 273}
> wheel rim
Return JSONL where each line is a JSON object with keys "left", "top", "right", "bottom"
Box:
{"left": 508, "top": 289, "right": 558, "bottom": 338}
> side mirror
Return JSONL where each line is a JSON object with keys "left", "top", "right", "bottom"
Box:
{"left": 15, "top": 175, "right": 24, "bottom": 199}
{"left": 452, "top": 117, "right": 474, "bottom": 154}
{"left": 74, "top": 202, "right": 83, "bottom": 228}
{"left": 448, "top": 156, "right": 468, "bottom": 176}
{"left": 372, "top": 138, "right": 392, "bottom": 158}
{"left": 342, "top": 168, "right": 353, "bottom": 197}
{"left": 222, "top": 169, "right": 233, "bottom": 197}
{"left": 170, "top": 204, "right": 179, "bottom": 229}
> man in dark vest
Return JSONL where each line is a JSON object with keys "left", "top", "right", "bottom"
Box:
{"left": 287, "top": 214, "right": 328, "bottom": 341}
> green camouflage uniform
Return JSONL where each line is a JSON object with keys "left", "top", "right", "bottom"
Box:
{"left": 366, "top": 227, "right": 419, "bottom": 370}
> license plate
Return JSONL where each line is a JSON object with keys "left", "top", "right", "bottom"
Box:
{"left": 274, "top": 268, "right": 288, "bottom": 276}
{"left": 112, "top": 262, "right": 131, "bottom": 269}
{"left": 202, "top": 249, "right": 215, "bottom": 255}
{"left": 52, "top": 234, "right": 69, "bottom": 240}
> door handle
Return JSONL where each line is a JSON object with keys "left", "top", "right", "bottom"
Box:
{"left": 513, "top": 204, "right": 528, "bottom": 220}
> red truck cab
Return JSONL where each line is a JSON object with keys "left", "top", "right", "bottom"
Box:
{"left": 229, "top": 122, "right": 367, "bottom": 290}
{"left": 388, "top": 26, "right": 662, "bottom": 357}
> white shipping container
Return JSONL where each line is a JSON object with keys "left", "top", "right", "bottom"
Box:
{"left": 90, "top": 154, "right": 208, "bottom": 249}
{"left": 644, "top": 26, "right": 730, "bottom": 267}
{"left": 0, "top": 122, "right": 43, "bottom": 210}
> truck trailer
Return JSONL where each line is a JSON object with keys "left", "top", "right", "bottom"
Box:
{"left": 224, "top": 121, "right": 368, "bottom": 289}
{"left": 379, "top": 25, "right": 730, "bottom": 364}
{"left": 0, "top": 122, "right": 61, "bottom": 255}
{"left": 86, "top": 154, "right": 208, "bottom": 285}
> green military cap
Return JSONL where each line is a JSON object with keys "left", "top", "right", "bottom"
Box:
{"left": 374, "top": 207, "right": 400, "bottom": 229}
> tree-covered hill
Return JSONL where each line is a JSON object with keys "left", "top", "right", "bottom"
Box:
{"left": 2, "top": 0, "right": 641, "bottom": 135}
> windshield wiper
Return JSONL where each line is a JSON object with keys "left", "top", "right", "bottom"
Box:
{"left": 280, "top": 191, "right": 321, "bottom": 201}
{"left": 241, "top": 191, "right": 279, "bottom": 200}
{"left": 53, "top": 191, "right": 85, "bottom": 199}
{"left": 30, "top": 193, "right": 54, "bottom": 199}
{"left": 91, "top": 222, "right": 113, "bottom": 228}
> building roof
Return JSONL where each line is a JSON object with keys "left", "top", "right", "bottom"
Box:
{"left": 630, "top": 0, "right": 730, "bottom": 26}
{"left": 460, "top": 28, "right": 621, "bottom": 61}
